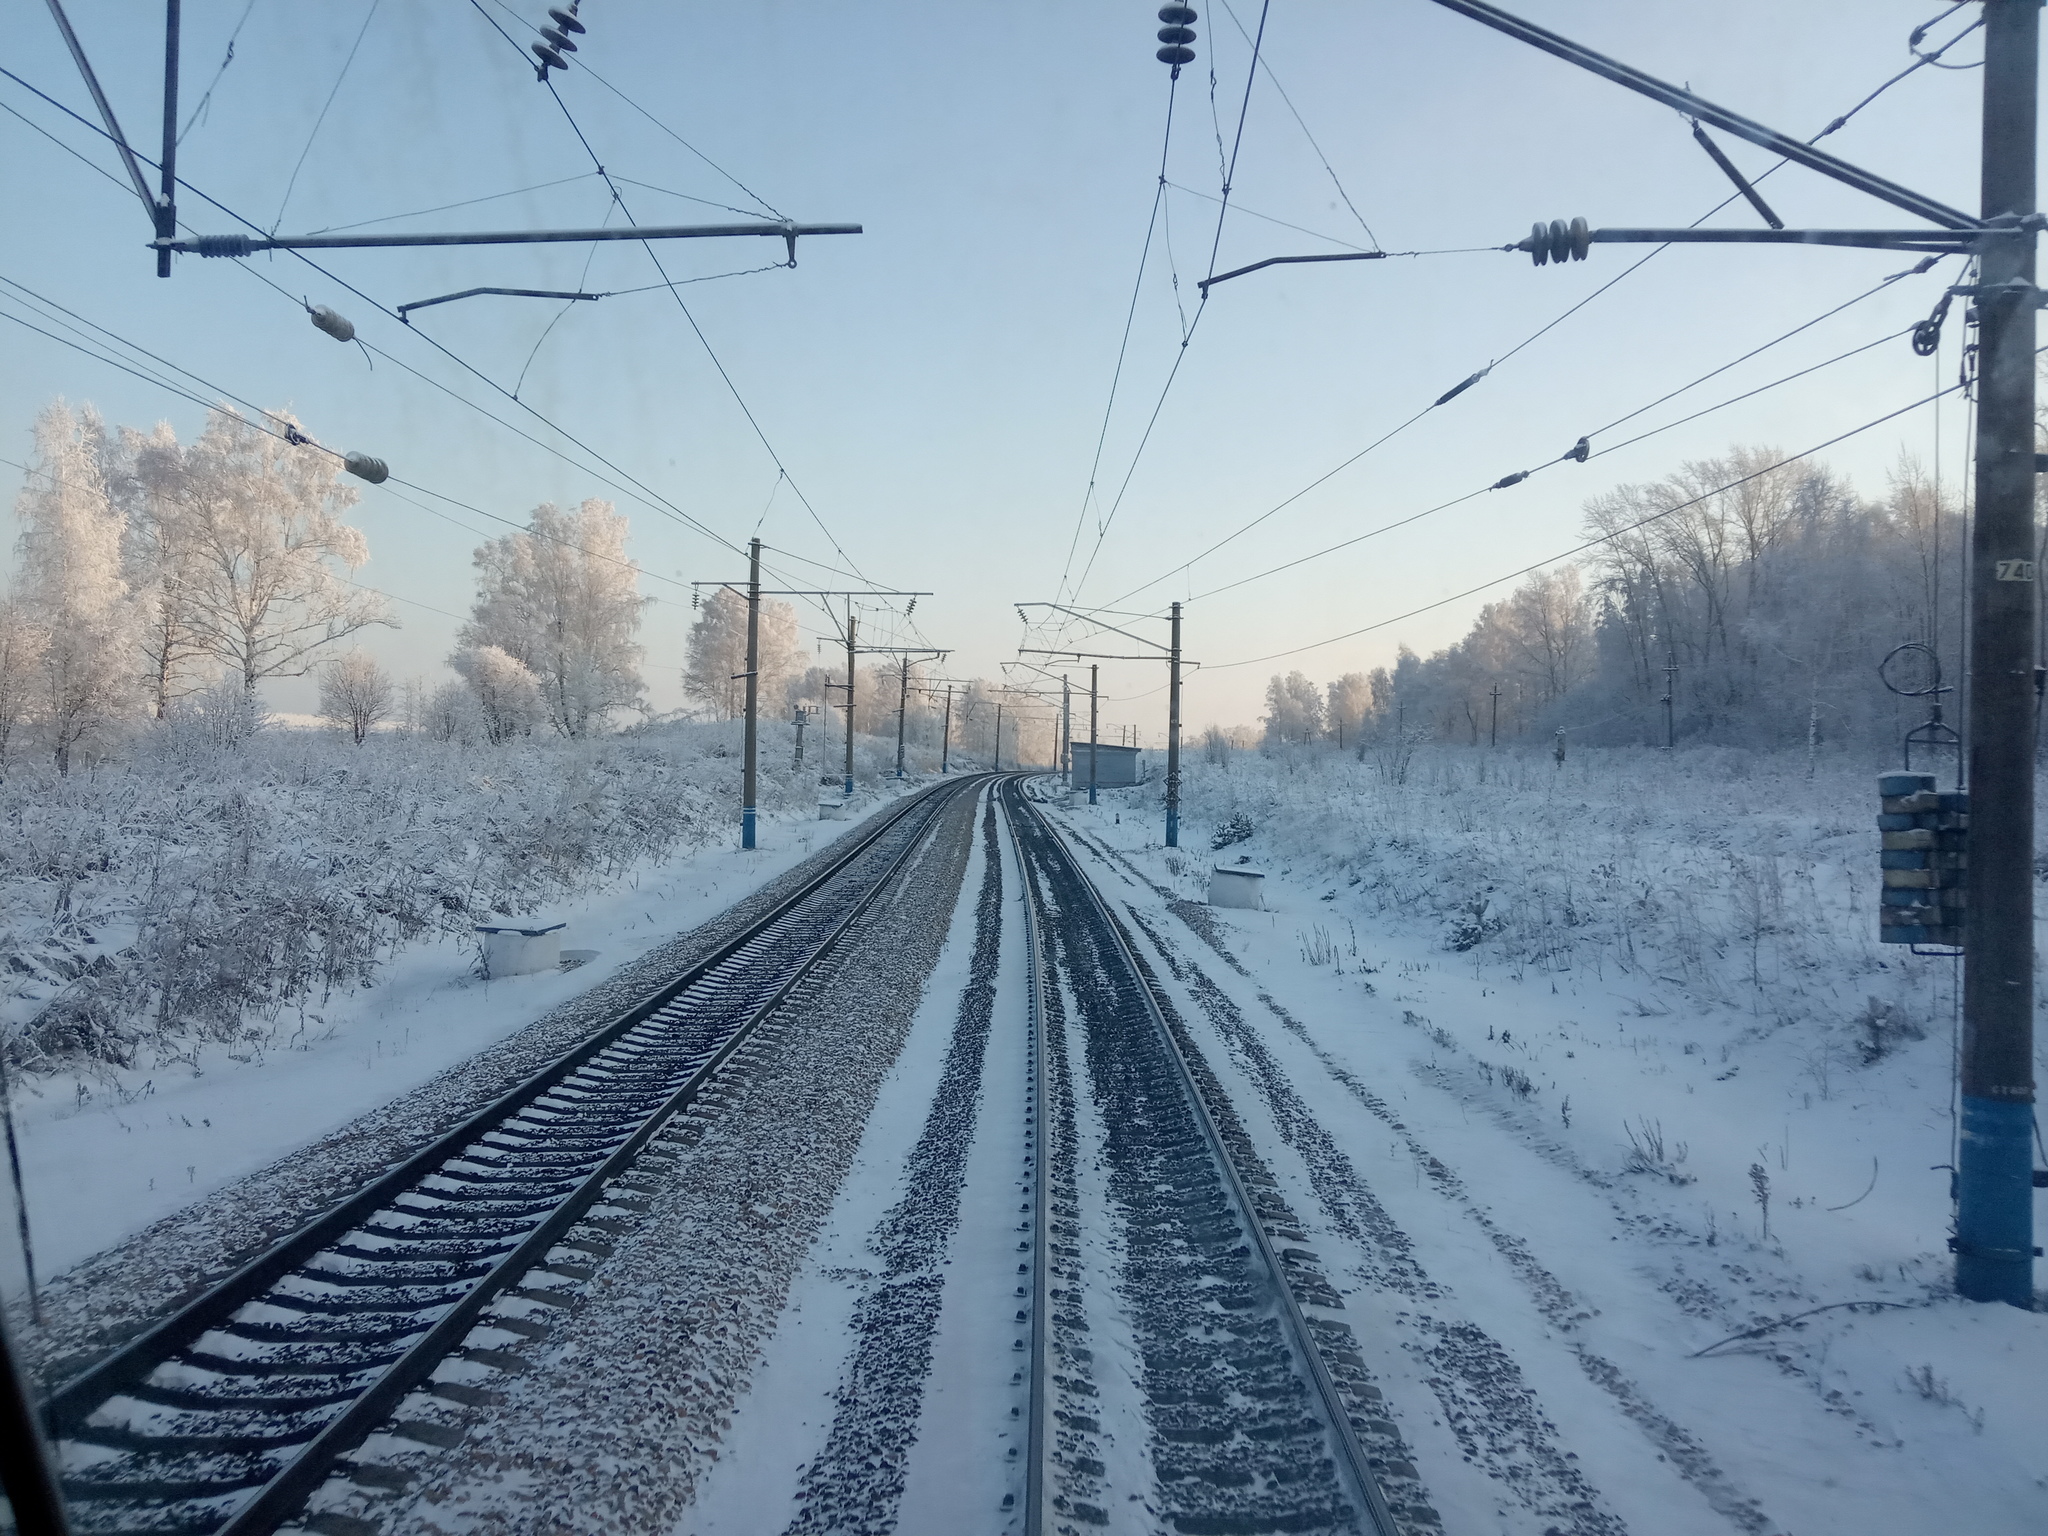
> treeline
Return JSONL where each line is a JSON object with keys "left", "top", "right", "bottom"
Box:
{"left": 1, "top": 399, "right": 653, "bottom": 771}
{"left": 1259, "top": 445, "right": 1976, "bottom": 758}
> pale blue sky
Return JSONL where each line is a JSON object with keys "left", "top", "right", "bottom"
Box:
{"left": 0, "top": 2, "right": 2003, "bottom": 732}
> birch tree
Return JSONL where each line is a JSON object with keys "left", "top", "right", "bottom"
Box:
{"left": 113, "top": 420, "right": 209, "bottom": 717}
{"left": 174, "top": 409, "right": 393, "bottom": 697}
{"left": 683, "top": 587, "right": 748, "bottom": 718}
{"left": 0, "top": 597, "right": 44, "bottom": 777}
{"left": 462, "top": 500, "right": 645, "bottom": 736}
{"left": 452, "top": 644, "right": 544, "bottom": 744}
{"left": 13, "top": 403, "right": 135, "bottom": 772}
{"left": 682, "top": 586, "right": 802, "bottom": 720}
{"left": 318, "top": 651, "right": 394, "bottom": 744}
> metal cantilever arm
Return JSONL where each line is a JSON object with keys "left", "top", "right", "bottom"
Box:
{"left": 396, "top": 287, "right": 600, "bottom": 321}
{"left": 167, "top": 221, "right": 861, "bottom": 257}
{"left": 1589, "top": 227, "right": 1978, "bottom": 251}
{"left": 1424, "top": 0, "right": 1980, "bottom": 231}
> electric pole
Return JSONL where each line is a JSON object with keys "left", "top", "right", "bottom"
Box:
{"left": 843, "top": 606, "right": 857, "bottom": 798}
{"left": 994, "top": 703, "right": 1004, "bottom": 771}
{"left": 1063, "top": 674, "right": 1073, "bottom": 789}
{"left": 1167, "top": 600, "right": 1183, "bottom": 847}
{"left": 1661, "top": 656, "right": 1678, "bottom": 750}
{"left": 693, "top": 580, "right": 925, "bottom": 814}
{"left": 1019, "top": 601, "right": 1193, "bottom": 844}
{"left": 896, "top": 657, "right": 911, "bottom": 778}
{"left": 1488, "top": 682, "right": 1501, "bottom": 748}
{"left": 1088, "top": 664, "right": 1100, "bottom": 806}
{"left": 1958, "top": 0, "right": 2038, "bottom": 1310}
{"left": 741, "top": 538, "right": 761, "bottom": 850}
{"left": 888, "top": 652, "right": 945, "bottom": 778}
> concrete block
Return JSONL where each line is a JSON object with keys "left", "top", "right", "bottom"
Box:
{"left": 1209, "top": 866, "right": 1267, "bottom": 910}
{"left": 476, "top": 921, "right": 566, "bottom": 978}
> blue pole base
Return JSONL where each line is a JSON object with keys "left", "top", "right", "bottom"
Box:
{"left": 1088, "top": 788, "right": 1097, "bottom": 805}
{"left": 1956, "top": 1094, "right": 2036, "bottom": 1308}
{"left": 741, "top": 805, "right": 757, "bottom": 851}
{"left": 1166, "top": 810, "right": 1178, "bottom": 848}
{"left": 843, "top": 776, "right": 854, "bottom": 797}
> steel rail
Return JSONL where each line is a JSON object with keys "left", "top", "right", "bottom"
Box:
{"left": 47, "top": 777, "right": 978, "bottom": 1535}
{"left": 1008, "top": 787, "right": 1399, "bottom": 1536}
{"left": 1011, "top": 782, "right": 1051, "bottom": 1536}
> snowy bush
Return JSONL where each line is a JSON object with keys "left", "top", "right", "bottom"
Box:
{"left": 1148, "top": 740, "right": 2044, "bottom": 1060}
{"left": 0, "top": 716, "right": 857, "bottom": 1071}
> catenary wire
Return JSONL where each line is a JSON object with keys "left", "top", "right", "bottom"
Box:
{"left": 475, "top": 0, "right": 786, "bottom": 220}
{"left": 1204, "top": 371, "right": 2004, "bottom": 672}
{"left": 176, "top": 0, "right": 262, "bottom": 145}
{"left": 532, "top": 71, "right": 878, "bottom": 586}
{"left": 0, "top": 63, "right": 897, "bottom": 596}
{"left": 0, "top": 64, "right": 746, "bottom": 558}
{"left": 1089, "top": 34, "right": 1978, "bottom": 618}
{"left": 1216, "top": 0, "right": 1379, "bottom": 249}
{"left": 1183, "top": 315, "right": 1927, "bottom": 608}
{"left": 305, "top": 172, "right": 600, "bottom": 234}
{"left": 270, "top": 0, "right": 382, "bottom": 233}
{"left": 1052, "top": 78, "right": 1184, "bottom": 613}
{"left": 0, "top": 282, "right": 711, "bottom": 603}
{"left": 1063, "top": 0, "right": 1273, "bottom": 609}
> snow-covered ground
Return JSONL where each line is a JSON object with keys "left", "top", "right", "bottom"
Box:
{"left": 1055, "top": 743, "right": 2048, "bottom": 1531}
{"left": 0, "top": 763, "right": 906, "bottom": 1297}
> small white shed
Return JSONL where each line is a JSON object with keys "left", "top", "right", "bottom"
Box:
{"left": 476, "top": 920, "right": 567, "bottom": 978}
{"left": 1208, "top": 866, "right": 1267, "bottom": 911}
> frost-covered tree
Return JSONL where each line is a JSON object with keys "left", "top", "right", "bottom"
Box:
{"left": 461, "top": 500, "right": 645, "bottom": 737}
{"left": 683, "top": 587, "right": 748, "bottom": 719}
{"left": 452, "top": 644, "right": 544, "bottom": 744}
{"left": 682, "top": 587, "right": 803, "bottom": 721}
{"left": 1325, "top": 673, "right": 1372, "bottom": 749}
{"left": 173, "top": 409, "right": 394, "bottom": 698}
{"left": 0, "top": 597, "right": 44, "bottom": 777}
{"left": 425, "top": 679, "right": 477, "bottom": 742}
{"left": 13, "top": 403, "right": 135, "bottom": 772}
{"left": 319, "top": 651, "right": 394, "bottom": 744}
{"left": 112, "top": 420, "right": 209, "bottom": 718}
{"left": 1262, "top": 670, "right": 1324, "bottom": 744}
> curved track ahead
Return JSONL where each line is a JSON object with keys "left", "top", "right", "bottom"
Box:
{"left": 44, "top": 778, "right": 981, "bottom": 1536}
{"left": 1005, "top": 779, "right": 1401, "bottom": 1536}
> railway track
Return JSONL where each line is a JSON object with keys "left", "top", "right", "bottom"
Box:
{"left": 1005, "top": 778, "right": 1404, "bottom": 1536}
{"left": 40, "top": 777, "right": 981, "bottom": 1536}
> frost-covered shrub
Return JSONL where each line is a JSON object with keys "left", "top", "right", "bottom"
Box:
{"left": 1154, "top": 740, "right": 2046, "bottom": 1052}
{"left": 0, "top": 716, "right": 872, "bottom": 1069}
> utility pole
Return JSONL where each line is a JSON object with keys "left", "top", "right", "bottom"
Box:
{"left": 741, "top": 538, "right": 761, "bottom": 850}
{"left": 693, "top": 561, "right": 923, "bottom": 842}
{"left": 1958, "top": 0, "right": 2038, "bottom": 1310}
{"left": 1167, "top": 602, "right": 1182, "bottom": 847}
{"left": 1019, "top": 601, "right": 1194, "bottom": 844}
{"left": 994, "top": 703, "right": 1004, "bottom": 771}
{"left": 886, "top": 652, "right": 945, "bottom": 777}
{"left": 896, "top": 657, "right": 911, "bottom": 779}
{"left": 939, "top": 686, "right": 953, "bottom": 773}
{"left": 1488, "top": 682, "right": 1501, "bottom": 748}
{"left": 157, "top": 0, "right": 179, "bottom": 278}
{"left": 1063, "top": 675, "right": 1073, "bottom": 790}
{"left": 843, "top": 606, "right": 857, "bottom": 798}
{"left": 1088, "top": 664, "right": 1100, "bottom": 806}
{"left": 1661, "top": 656, "right": 1678, "bottom": 750}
